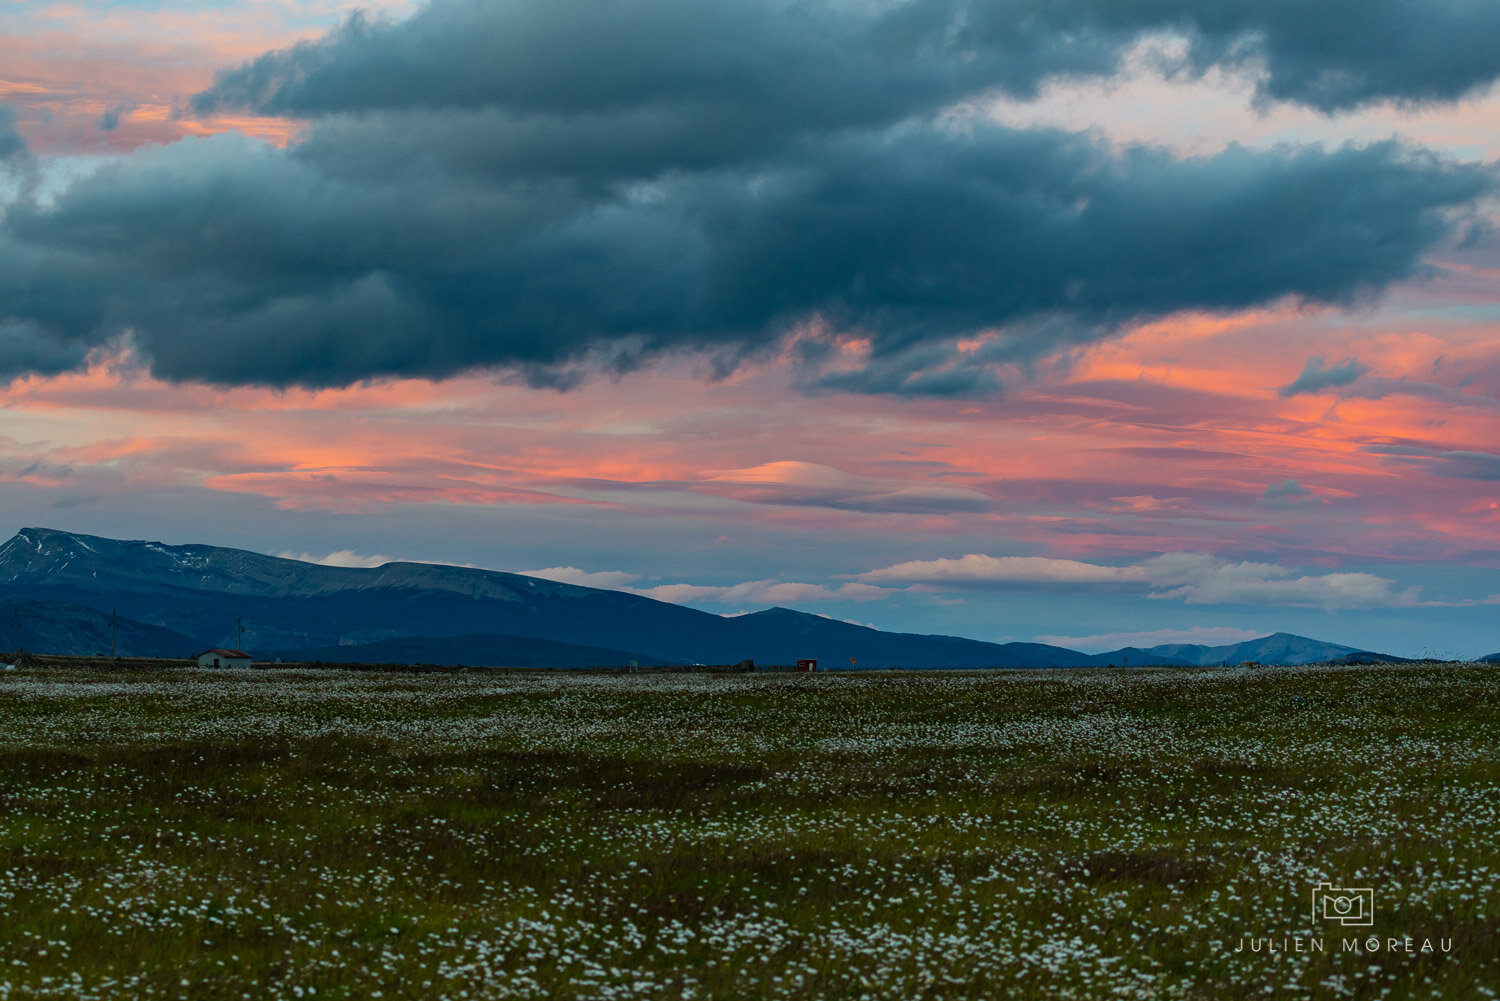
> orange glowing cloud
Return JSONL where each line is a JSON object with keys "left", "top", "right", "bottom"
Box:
{"left": 3, "top": 273, "right": 1498, "bottom": 559}
{"left": 202, "top": 470, "right": 606, "bottom": 514}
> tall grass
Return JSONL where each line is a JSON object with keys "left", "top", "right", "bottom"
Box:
{"left": 0, "top": 663, "right": 1496, "bottom": 999}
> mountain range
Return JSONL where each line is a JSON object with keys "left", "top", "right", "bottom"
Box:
{"left": 0, "top": 527, "right": 1444, "bottom": 668}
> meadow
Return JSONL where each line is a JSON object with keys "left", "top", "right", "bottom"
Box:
{"left": 0, "top": 662, "right": 1496, "bottom": 1000}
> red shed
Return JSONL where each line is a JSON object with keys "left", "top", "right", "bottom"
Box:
{"left": 796, "top": 658, "right": 817, "bottom": 672}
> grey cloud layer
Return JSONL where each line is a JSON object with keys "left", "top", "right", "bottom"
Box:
{"left": 1, "top": 0, "right": 1498, "bottom": 391}
{"left": 1365, "top": 444, "right": 1500, "bottom": 480}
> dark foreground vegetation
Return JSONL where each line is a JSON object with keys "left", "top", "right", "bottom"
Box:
{"left": 0, "top": 662, "right": 1496, "bottom": 999}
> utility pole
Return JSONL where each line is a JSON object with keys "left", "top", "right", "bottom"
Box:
{"left": 237, "top": 617, "right": 245, "bottom": 651}
{"left": 10, "top": 607, "right": 18, "bottom": 656}
{"left": 110, "top": 608, "right": 118, "bottom": 658}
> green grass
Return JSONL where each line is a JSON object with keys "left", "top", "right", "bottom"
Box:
{"left": 0, "top": 663, "right": 1497, "bottom": 999}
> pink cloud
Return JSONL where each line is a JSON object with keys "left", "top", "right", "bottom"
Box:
{"left": 3, "top": 279, "right": 1500, "bottom": 563}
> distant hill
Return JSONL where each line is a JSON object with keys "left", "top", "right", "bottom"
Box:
{"left": 1132, "top": 632, "right": 1367, "bottom": 667}
{"left": 267, "top": 634, "right": 681, "bottom": 669}
{"left": 1318, "top": 651, "right": 1415, "bottom": 665}
{"left": 0, "top": 526, "right": 737, "bottom": 657}
{"left": 1480, "top": 652, "right": 1500, "bottom": 664}
{"left": 1076, "top": 646, "right": 1196, "bottom": 668}
{"left": 703, "top": 607, "right": 1104, "bottom": 669}
{"left": 0, "top": 527, "right": 1414, "bottom": 669}
{"left": 1, "top": 599, "right": 205, "bottom": 659}
{"left": 0, "top": 528, "right": 1093, "bottom": 667}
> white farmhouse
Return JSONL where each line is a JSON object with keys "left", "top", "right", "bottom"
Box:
{"left": 196, "top": 648, "right": 253, "bottom": 668}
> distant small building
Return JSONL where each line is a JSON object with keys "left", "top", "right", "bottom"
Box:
{"left": 196, "top": 648, "right": 252, "bottom": 668}
{"left": 796, "top": 658, "right": 817, "bottom": 672}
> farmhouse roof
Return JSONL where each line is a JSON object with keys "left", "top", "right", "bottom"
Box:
{"left": 197, "top": 648, "right": 252, "bottom": 658}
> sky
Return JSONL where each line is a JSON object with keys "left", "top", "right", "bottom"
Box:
{"left": 2, "top": 0, "right": 1499, "bottom": 658}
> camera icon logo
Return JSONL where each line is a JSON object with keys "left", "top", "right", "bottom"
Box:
{"left": 1311, "top": 882, "right": 1375, "bottom": 926}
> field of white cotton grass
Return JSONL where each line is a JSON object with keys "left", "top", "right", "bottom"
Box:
{"left": 0, "top": 662, "right": 1496, "bottom": 1000}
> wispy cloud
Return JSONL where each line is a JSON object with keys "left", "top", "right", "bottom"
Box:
{"left": 629, "top": 580, "right": 893, "bottom": 605}
{"left": 1363, "top": 444, "right": 1500, "bottom": 481}
{"left": 694, "top": 461, "right": 993, "bottom": 514}
{"left": 860, "top": 552, "right": 1420, "bottom": 610}
{"left": 860, "top": 554, "right": 1143, "bottom": 586}
{"left": 518, "top": 566, "right": 641, "bottom": 589}
{"left": 276, "top": 549, "right": 392, "bottom": 568}
{"left": 1143, "top": 553, "right": 1415, "bottom": 610}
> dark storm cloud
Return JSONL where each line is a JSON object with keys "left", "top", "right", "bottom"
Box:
{"left": 1044, "top": 0, "right": 1500, "bottom": 112}
{"left": 189, "top": 0, "right": 1094, "bottom": 173}
{"left": 0, "top": 320, "right": 89, "bottom": 378}
{"left": 194, "top": 0, "right": 1500, "bottom": 138}
{"left": 188, "top": 0, "right": 1123, "bottom": 189}
{"left": 2, "top": 1, "right": 1498, "bottom": 392}
{"left": 0, "top": 123, "right": 1488, "bottom": 389}
{"left": 1280, "top": 356, "right": 1369, "bottom": 396}
{"left": 0, "top": 107, "right": 53, "bottom": 380}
